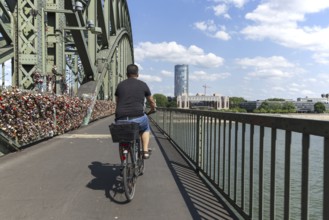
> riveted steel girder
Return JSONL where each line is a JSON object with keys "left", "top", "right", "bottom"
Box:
{"left": 96, "top": 0, "right": 108, "bottom": 48}
{"left": 12, "top": 0, "right": 45, "bottom": 89}
{"left": 4, "top": 0, "right": 16, "bottom": 13}
{"left": 0, "top": 1, "right": 12, "bottom": 44}
{"left": 64, "top": 1, "right": 95, "bottom": 84}
{"left": 77, "top": 0, "right": 134, "bottom": 124}
{"left": 1, "top": 0, "right": 134, "bottom": 109}
{"left": 0, "top": 0, "right": 13, "bottom": 64}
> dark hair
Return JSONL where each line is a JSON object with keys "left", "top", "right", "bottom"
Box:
{"left": 126, "top": 64, "right": 138, "bottom": 76}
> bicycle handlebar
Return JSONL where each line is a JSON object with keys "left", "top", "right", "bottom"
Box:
{"left": 146, "top": 108, "right": 157, "bottom": 115}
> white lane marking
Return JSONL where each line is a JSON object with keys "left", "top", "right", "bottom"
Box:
{"left": 57, "top": 134, "right": 154, "bottom": 139}
{"left": 57, "top": 134, "right": 112, "bottom": 139}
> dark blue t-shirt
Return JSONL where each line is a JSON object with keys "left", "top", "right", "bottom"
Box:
{"left": 115, "top": 78, "right": 151, "bottom": 119}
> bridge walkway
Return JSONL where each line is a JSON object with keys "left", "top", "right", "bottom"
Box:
{"left": 0, "top": 116, "right": 238, "bottom": 220}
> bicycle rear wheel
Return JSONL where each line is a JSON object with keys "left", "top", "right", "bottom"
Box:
{"left": 135, "top": 139, "right": 144, "bottom": 175}
{"left": 138, "top": 157, "right": 145, "bottom": 175}
{"left": 122, "top": 151, "right": 136, "bottom": 201}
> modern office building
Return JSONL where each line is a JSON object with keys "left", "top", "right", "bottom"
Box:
{"left": 174, "top": 64, "right": 189, "bottom": 97}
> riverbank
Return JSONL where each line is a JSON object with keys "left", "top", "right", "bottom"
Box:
{"left": 265, "top": 113, "right": 329, "bottom": 121}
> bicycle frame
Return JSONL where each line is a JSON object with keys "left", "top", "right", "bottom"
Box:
{"left": 109, "top": 114, "right": 155, "bottom": 201}
{"left": 117, "top": 137, "right": 144, "bottom": 201}
{"left": 119, "top": 141, "right": 135, "bottom": 164}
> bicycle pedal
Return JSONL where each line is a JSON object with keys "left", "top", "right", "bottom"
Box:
{"left": 116, "top": 175, "right": 123, "bottom": 181}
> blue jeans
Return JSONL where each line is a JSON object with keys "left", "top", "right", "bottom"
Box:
{"left": 116, "top": 114, "right": 150, "bottom": 133}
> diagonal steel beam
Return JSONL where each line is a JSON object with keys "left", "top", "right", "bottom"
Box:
{"left": 0, "top": 20, "right": 12, "bottom": 44}
{"left": 4, "top": 0, "right": 16, "bottom": 13}
{"left": 97, "top": 0, "right": 108, "bottom": 48}
{"left": 109, "top": 0, "right": 116, "bottom": 36}
{"left": 0, "top": 0, "right": 11, "bottom": 19}
{"left": 0, "top": 45, "right": 13, "bottom": 63}
{"left": 64, "top": 1, "right": 95, "bottom": 83}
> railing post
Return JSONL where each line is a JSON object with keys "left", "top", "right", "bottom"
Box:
{"left": 324, "top": 137, "right": 329, "bottom": 220}
{"left": 301, "top": 133, "right": 309, "bottom": 220}
{"left": 162, "top": 110, "right": 166, "bottom": 131}
{"left": 169, "top": 111, "right": 173, "bottom": 137}
{"left": 151, "top": 108, "right": 329, "bottom": 220}
{"left": 196, "top": 114, "right": 203, "bottom": 173}
{"left": 284, "top": 131, "right": 292, "bottom": 220}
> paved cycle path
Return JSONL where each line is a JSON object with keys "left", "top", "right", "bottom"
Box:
{"left": 0, "top": 116, "right": 238, "bottom": 220}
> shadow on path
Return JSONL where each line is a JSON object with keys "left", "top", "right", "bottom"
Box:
{"left": 151, "top": 125, "right": 239, "bottom": 220}
{"left": 86, "top": 161, "right": 129, "bottom": 204}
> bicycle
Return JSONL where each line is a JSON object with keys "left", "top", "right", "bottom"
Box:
{"left": 109, "top": 121, "right": 146, "bottom": 201}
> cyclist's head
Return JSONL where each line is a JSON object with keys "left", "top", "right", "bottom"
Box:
{"left": 126, "top": 64, "right": 139, "bottom": 77}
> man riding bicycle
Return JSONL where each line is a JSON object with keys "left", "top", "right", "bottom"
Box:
{"left": 114, "top": 64, "right": 156, "bottom": 159}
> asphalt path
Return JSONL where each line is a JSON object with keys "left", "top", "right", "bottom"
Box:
{"left": 0, "top": 116, "right": 238, "bottom": 220}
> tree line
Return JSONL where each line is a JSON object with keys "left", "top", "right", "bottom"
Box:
{"left": 152, "top": 94, "right": 177, "bottom": 108}
{"left": 152, "top": 94, "right": 328, "bottom": 113}
{"left": 229, "top": 97, "right": 327, "bottom": 113}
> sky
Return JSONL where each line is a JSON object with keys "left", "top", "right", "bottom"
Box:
{"left": 126, "top": 0, "right": 329, "bottom": 101}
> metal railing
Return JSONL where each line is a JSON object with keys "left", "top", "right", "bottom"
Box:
{"left": 150, "top": 108, "right": 329, "bottom": 220}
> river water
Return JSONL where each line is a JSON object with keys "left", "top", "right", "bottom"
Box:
{"left": 243, "top": 127, "right": 323, "bottom": 220}
{"left": 175, "top": 122, "right": 324, "bottom": 219}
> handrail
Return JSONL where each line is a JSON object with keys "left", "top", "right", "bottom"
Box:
{"left": 150, "top": 108, "right": 329, "bottom": 220}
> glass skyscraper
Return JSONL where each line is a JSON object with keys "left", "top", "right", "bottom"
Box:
{"left": 174, "top": 64, "right": 189, "bottom": 97}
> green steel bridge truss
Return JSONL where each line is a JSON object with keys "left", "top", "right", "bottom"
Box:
{"left": 0, "top": 0, "right": 134, "bottom": 101}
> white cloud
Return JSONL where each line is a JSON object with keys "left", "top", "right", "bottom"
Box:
{"left": 241, "top": 0, "right": 329, "bottom": 60}
{"left": 272, "top": 86, "right": 285, "bottom": 92}
{"left": 312, "top": 53, "right": 329, "bottom": 64}
{"left": 134, "top": 41, "right": 224, "bottom": 68}
{"left": 134, "top": 62, "right": 143, "bottom": 71}
{"left": 300, "top": 89, "right": 317, "bottom": 97}
{"left": 237, "top": 56, "right": 295, "bottom": 68}
{"left": 194, "top": 20, "right": 231, "bottom": 41}
{"left": 190, "top": 70, "right": 231, "bottom": 81}
{"left": 161, "top": 70, "right": 173, "bottom": 77}
{"left": 317, "top": 73, "right": 329, "bottom": 83}
{"left": 231, "top": 0, "right": 248, "bottom": 8}
{"left": 280, "top": 0, "right": 329, "bottom": 14}
{"left": 139, "top": 74, "right": 162, "bottom": 82}
{"left": 210, "top": 0, "right": 248, "bottom": 19}
{"left": 247, "top": 69, "right": 294, "bottom": 78}
{"left": 245, "top": 4, "right": 304, "bottom": 24}
{"left": 213, "top": 4, "right": 228, "bottom": 16}
{"left": 214, "top": 30, "right": 231, "bottom": 40}
{"left": 211, "top": 0, "right": 248, "bottom": 9}
{"left": 236, "top": 56, "right": 301, "bottom": 79}
{"left": 306, "top": 78, "right": 317, "bottom": 83}
{"left": 194, "top": 20, "right": 217, "bottom": 32}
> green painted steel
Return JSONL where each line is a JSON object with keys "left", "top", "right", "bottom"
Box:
{"left": 0, "top": 0, "right": 133, "bottom": 101}
{"left": 0, "top": 0, "right": 134, "bottom": 153}
{"left": 0, "top": 1, "right": 13, "bottom": 65}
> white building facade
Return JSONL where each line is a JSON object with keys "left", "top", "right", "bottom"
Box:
{"left": 177, "top": 93, "right": 230, "bottom": 110}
